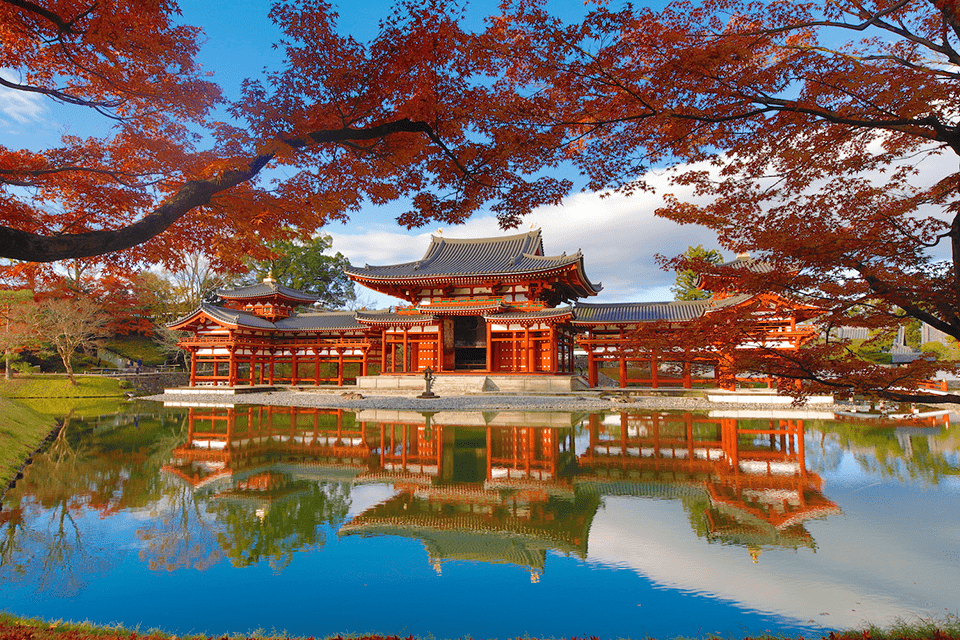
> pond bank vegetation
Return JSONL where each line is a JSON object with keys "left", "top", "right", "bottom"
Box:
{"left": 1, "top": 612, "right": 959, "bottom": 640}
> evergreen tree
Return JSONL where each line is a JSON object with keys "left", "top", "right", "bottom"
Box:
{"left": 671, "top": 246, "right": 723, "bottom": 301}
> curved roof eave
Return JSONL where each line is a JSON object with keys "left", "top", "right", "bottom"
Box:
{"left": 169, "top": 304, "right": 278, "bottom": 331}
{"left": 217, "top": 281, "right": 318, "bottom": 303}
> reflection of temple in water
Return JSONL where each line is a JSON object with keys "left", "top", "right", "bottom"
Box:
{"left": 578, "top": 413, "right": 842, "bottom": 558}
{"left": 339, "top": 410, "right": 597, "bottom": 581}
{"left": 163, "top": 406, "right": 841, "bottom": 573}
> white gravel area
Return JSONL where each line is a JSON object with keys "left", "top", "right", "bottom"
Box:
{"left": 145, "top": 388, "right": 852, "bottom": 413}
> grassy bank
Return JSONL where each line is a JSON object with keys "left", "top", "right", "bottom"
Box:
{"left": 0, "top": 375, "right": 127, "bottom": 399}
{"left": 0, "top": 397, "right": 57, "bottom": 490}
{"left": 0, "top": 376, "right": 130, "bottom": 488}
{"left": 0, "top": 375, "right": 130, "bottom": 419}
{"left": 1, "top": 613, "right": 958, "bottom": 640}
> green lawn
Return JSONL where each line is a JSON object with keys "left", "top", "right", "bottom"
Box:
{"left": 0, "top": 375, "right": 130, "bottom": 418}
{"left": 0, "top": 375, "right": 127, "bottom": 399}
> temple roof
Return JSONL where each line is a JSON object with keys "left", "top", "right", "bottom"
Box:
{"left": 696, "top": 255, "right": 778, "bottom": 292}
{"left": 718, "top": 255, "right": 775, "bottom": 274}
{"left": 168, "top": 304, "right": 370, "bottom": 332}
{"left": 188, "top": 304, "right": 276, "bottom": 330}
{"left": 487, "top": 307, "right": 575, "bottom": 322}
{"left": 355, "top": 310, "right": 437, "bottom": 326}
{"left": 353, "top": 305, "right": 577, "bottom": 326}
{"left": 572, "top": 295, "right": 750, "bottom": 324}
{"left": 217, "top": 280, "right": 318, "bottom": 303}
{"left": 275, "top": 311, "right": 367, "bottom": 331}
{"left": 343, "top": 230, "right": 601, "bottom": 296}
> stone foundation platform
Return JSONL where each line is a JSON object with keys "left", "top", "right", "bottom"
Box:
{"left": 357, "top": 374, "right": 590, "bottom": 395}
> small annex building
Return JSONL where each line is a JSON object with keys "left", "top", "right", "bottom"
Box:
{"left": 169, "top": 229, "right": 820, "bottom": 389}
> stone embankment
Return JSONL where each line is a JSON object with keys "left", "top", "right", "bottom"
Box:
{"left": 146, "top": 387, "right": 857, "bottom": 414}
{"left": 124, "top": 372, "right": 189, "bottom": 396}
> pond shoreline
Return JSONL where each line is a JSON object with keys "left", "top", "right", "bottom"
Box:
{"left": 143, "top": 387, "right": 960, "bottom": 416}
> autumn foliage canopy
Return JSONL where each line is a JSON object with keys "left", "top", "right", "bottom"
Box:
{"left": 0, "top": 0, "right": 572, "bottom": 273}
{"left": 3, "top": 0, "right": 960, "bottom": 399}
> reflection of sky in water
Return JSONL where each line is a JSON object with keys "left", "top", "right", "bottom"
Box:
{"left": 586, "top": 486, "right": 960, "bottom": 630}
{"left": 2, "top": 410, "right": 959, "bottom": 639}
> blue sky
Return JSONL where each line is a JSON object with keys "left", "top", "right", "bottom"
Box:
{"left": 0, "top": 0, "right": 721, "bottom": 308}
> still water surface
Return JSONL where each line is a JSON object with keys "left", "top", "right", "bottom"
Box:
{"left": 1, "top": 403, "right": 958, "bottom": 639}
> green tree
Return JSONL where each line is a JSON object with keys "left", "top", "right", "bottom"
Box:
{"left": 671, "top": 246, "right": 723, "bottom": 301}
{"left": 241, "top": 234, "right": 356, "bottom": 309}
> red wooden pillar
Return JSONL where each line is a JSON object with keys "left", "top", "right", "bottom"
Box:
{"left": 588, "top": 351, "right": 598, "bottom": 388}
{"left": 403, "top": 327, "right": 410, "bottom": 372}
{"left": 381, "top": 331, "right": 389, "bottom": 373}
{"left": 228, "top": 348, "right": 238, "bottom": 386}
{"left": 618, "top": 349, "right": 627, "bottom": 388}
{"left": 315, "top": 349, "right": 322, "bottom": 386}
{"left": 291, "top": 350, "right": 299, "bottom": 385}
{"left": 337, "top": 349, "right": 345, "bottom": 386}
{"left": 651, "top": 412, "right": 661, "bottom": 458}
{"left": 547, "top": 324, "right": 560, "bottom": 373}
{"left": 524, "top": 325, "right": 532, "bottom": 372}
{"left": 486, "top": 427, "right": 493, "bottom": 480}
{"left": 795, "top": 420, "right": 806, "bottom": 477}
{"left": 683, "top": 360, "right": 692, "bottom": 389}
{"left": 189, "top": 348, "right": 197, "bottom": 386}
{"left": 485, "top": 320, "right": 493, "bottom": 373}
{"left": 651, "top": 350, "right": 659, "bottom": 389}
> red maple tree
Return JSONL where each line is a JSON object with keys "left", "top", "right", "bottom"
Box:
{"left": 0, "top": 0, "right": 568, "bottom": 270}
{"left": 490, "top": 0, "right": 960, "bottom": 401}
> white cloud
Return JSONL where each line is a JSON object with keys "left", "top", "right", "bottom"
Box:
{"left": 328, "top": 174, "right": 721, "bottom": 307}
{"left": 0, "top": 69, "right": 46, "bottom": 125}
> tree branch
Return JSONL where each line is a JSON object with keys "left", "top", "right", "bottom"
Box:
{"left": 1, "top": 0, "right": 89, "bottom": 36}
{"left": 0, "top": 118, "right": 459, "bottom": 262}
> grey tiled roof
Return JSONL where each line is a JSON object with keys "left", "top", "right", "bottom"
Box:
{"left": 170, "top": 306, "right": 371, "bottom": 332}
{"left": 275, "top": 311, "right": 366, "bottom": 331}
{"left": 572, "top": 295, "right": 751, "bottom": 324}
{"left": 416, "top": 300, "right": 505, "bottom": 314}
{"left": 355, "top": 311, "right": 437, "bottom": 325}
{"left": 197, "top": 304, "right": 277, "bottom": 329}
{"left": 487, "top": 307, "right": 575, "bottom": 322}
{"left": 343, "top": 230, "right": 601, "bottom": 292}
{"left": 217, "top": 281, "right": 318, "bottom": 303}
{"left": 717, "top": 256, "right": 775, "bottom": 274}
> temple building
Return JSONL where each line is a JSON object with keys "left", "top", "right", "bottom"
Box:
{"left": 345, "top": 230, "right": 601, "bottom": 375}
{"left": 169, "top": 229, "right": 820, "bottom": 389}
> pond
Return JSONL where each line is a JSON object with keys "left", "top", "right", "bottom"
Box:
{"left": 1, "top": 402, "right": 958, "bottom": 639}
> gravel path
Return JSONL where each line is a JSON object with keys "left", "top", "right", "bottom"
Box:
{"left": 145, "top": 388, "right": 855, "bottom": 414}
